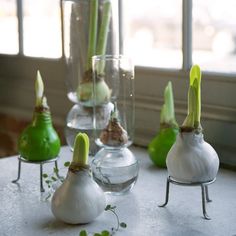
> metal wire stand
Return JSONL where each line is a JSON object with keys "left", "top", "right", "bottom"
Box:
{"left": 159, "top": 176, "right": 216, "bottom": 220}
{"left": 12, "top": 156, "right": 60, "bottom": 192}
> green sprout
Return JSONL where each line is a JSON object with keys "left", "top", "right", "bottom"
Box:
{"left": 86, "top": 0, "right": 98, "bottom": 70}
{"left": 160, "top": 81, "right": 178, "bottom": 128}
{"left": 182, "top": 65, "right": 202, "bottom": 131}
{"left": 77, "top": 0, "right": 112, "bottom": 104}
{"left": 35, "top": 70, "right": 44, "bottom": 107}
{"left": 72, "top": 133, "right": 89, "bottom": 166}
{"left": 84, "top": 0, "right": 112, "bottom": 74}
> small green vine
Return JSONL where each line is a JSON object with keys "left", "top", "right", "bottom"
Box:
{"left": 79, "top": 205, "right": 127, "bottom": 236}
{"left": 42, "top": 161, "right": 70, "bottom": 200}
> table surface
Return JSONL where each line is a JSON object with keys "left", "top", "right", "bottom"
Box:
{"left": 1, "top": 146, "right": 236, "bottom": 236}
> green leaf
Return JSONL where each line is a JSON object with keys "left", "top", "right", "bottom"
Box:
{"left": 189, "top": 65, "right": 202, "bottom": 128}
{"left": 96, "top": 1, "right": 111, "bottom": 55}
{"left": 94, "top": 233, "right": 101, "bottom": 236}
{"left": 182, "top": 65, "right": 202, "bottom": 129}
{"left": 51, "top": 176, "right": 57, "bottom": 181}
{"left": 101, "top": 230, "right": 110, "bottom": 236}
{"left": 87, "top": 0, "right": 98, "bottom": 70}
{"left": 64, "top": 161, "right": 70, "bottom": 167}
{"left": 105, "top": 205, "right": 111, "bottom": 211}
{"left": 160, "top": 81, "right": 177, "bottom": 127}
{"left": 120, "top": 222, "right": 127, "bottom": 228}
{"left": 42, "top": 173, "right": 48, "bottom": 178}
{"left": 53, "top": 167, "right": 59, "bottom": 174}
{"left": 182, "top": 85, "right": 196, "bottom": 128}
{"left": 79, "top": 230, "right": 88, "bottom": 236}
{"left": 45, "top": 180, "right": 51, "bottom": 184}
{"left": 105, "top": 205, "right": 116, "bottom": 210}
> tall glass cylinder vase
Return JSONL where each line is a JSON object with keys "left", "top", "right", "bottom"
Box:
{"left": 91, "top": 55, "right": 139, "bottom": 195}
{"left": 62, "top": 0, "right": 119, "bottom": 155}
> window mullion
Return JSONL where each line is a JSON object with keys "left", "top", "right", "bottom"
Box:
{"left": 60, "top": 0, "right": 65, "bottom": 58}
{"left": 182, "top": 0, "right": 192, "bottom": 71}
{"left": 118, "top": 0, "right": 124, "bottom": 54}
{"left": 16, "top": 0, "right": 24, "bottom": 55}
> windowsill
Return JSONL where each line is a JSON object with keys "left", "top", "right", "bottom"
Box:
{"left": 1, "top": 146, "right": 236, "bottom": 235}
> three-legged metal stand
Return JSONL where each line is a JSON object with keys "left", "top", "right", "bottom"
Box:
{"left": 12, "top": 156, "right": 59, "bottom": 192}
{"left": 159, "top": 176, "right": 216, "bottom": 220}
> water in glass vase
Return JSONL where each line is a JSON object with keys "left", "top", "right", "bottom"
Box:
{"left": 65, "top": 125, "right": 98, "bottom": 156}
{"left": 65, "top": 103, "right": 97, "bottom": 155}
{"left": 65, "top": 103, "right": 113, "bottom": 156}
{"left": 93, "top": 173, "right": 138, "bottom": 194}
{"left": 91, "top": 147, "right": 139, "bottom": 194}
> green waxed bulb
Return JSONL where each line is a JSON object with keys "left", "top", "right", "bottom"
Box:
{"left": 148, "top": 81, "right": 178, "bottom": 168}
{"left": 148, "top": 127, "right": 178, "bottom": 168}
{"left": 18, "top": 71, "right": 60, "bottom": 161}
{"left": 18, "top": 111, "right": 60, "bottom": 161}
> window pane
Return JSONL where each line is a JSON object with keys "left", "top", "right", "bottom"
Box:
{"left": 0, "top": 0, "right": 18, "bottom": 54}
{"left": 124, "top": 0, "right": 182, "bottom": 68}
{"left": 23, "top": 0, "right": 62, "bottom": 58}
{"left": 193, "top": 0, "right": 236, "bottom": 73}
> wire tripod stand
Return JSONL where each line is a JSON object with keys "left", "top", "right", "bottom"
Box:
{"left": 12, "top": 156, "right": 60, "bottom": 192}
{"left": 159, "top": 176, "right": 216, "bottom": 220}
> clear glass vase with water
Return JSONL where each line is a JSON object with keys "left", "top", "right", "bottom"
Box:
{"left": 90, "top": 55, "right": 139, "bottom": 194}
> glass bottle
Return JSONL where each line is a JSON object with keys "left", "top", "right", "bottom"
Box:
{"left": 91, "top": 55, "right": 139, "bottom": 195}
{"left": 62, "top": 0, "right": 119, "bottom": 155}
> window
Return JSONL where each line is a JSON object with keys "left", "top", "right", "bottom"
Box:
{"left": 123, "top": 0, "right": 182, "bottom": 69}
{"left": 23, "top": 0, "right": 62, "bottom": 58}
{"left": 0, "top": 0, "right": 18, "bottom": 54}
{"left": 0, "top": 0, "right": 236, "bottom": 166}
{"left": 0, "top": 0, "right": 62, "bottom": 58}
{"left": 193, "top": 0, "right": 236, "bottom": 73}
{"left": 125, "top": 0, "right": 236, "bottom": 74}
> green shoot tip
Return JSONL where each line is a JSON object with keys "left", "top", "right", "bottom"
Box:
{"left": 182, "top": 65, "right": 202, "bottom": 131}
{"left": 190, "top": 64, "right": 201, "bottom": 85}
{"left": 160, "top": 81, "right": 177, "bottom": 127}
{"left": 35, "top": 70, "right": 44, "bottom": 107}
{"left": 72, "top": 133, "right": 90, "bottom": 166}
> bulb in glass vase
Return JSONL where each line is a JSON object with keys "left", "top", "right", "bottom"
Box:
{"left": 62, "top": 0, "right": 119, "bottom": 154}
{"left": 91, "top": 55, "right": 138, "bottom": 194}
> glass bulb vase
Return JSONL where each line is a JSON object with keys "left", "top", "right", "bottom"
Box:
{"left": 91, "top": 55, "right": 138, "bottom": 194}
{"left": 91, "top": 147, "right": 139, "bottom": 194}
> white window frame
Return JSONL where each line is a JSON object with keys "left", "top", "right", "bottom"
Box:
{"left": 0, "top": 0, "right": 235, "bottom": 166}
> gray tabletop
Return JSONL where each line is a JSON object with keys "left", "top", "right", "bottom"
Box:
{"left": 1, "top": 146, "right": 236, "bottom": 236}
